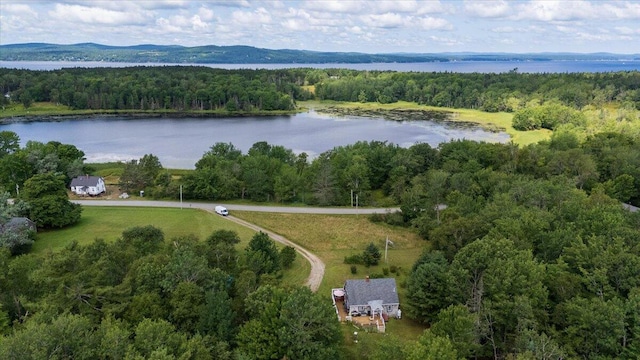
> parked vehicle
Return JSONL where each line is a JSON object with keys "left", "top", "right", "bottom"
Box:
{"left": 215, "top": 206, "right": 229, "bottom": 216}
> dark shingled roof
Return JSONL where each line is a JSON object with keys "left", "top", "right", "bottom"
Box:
{"left": 345, "top": 278, "right": 399, "bottom": 306}
{"left": 1, "top": 217, "right": 36, "bottom": 234}
{"left": 70, "top": 175, "right": 102, "bottom": 187}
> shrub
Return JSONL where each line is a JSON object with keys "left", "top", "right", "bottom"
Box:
{"left": 362, "top": 242, "right": 381, "bottom": 267}
{"left": 280, "top": 246, "right": 297, "bottom": 269}
{"left": 344, "top": 254, "right": 364, "bottom": 265}
{"left": 350, "top": 265, "right": 357, "bottom": 274}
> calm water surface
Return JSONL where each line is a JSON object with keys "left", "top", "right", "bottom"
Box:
{"left": 2, "top": 60, "right": 640, "bottom": 73}
{"left": 1, "top": 111, "right": 509, "bottom": 169}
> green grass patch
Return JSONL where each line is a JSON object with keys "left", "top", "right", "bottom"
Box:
{"left": 0, "top": 102, "right": 73, "bottom": 117}
{"left": 33, "top": 206, "right": 257, "bottom": 253}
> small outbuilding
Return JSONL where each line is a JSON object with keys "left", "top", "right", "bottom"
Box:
{"left": 70, "top": 175, "right": 106, "bottom": 196}
{"left": 0, "top": 217, "right": 36, "bottom": 235}
{"left": 344, "top": 277, "right": 400, "bottom": 319}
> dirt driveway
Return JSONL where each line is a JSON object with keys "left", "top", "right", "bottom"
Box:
{"left": 74, "top": 200, "right": 396, "bottom": 292}
{"left": 225, "top": 215, "right": 325, "bottom": 292}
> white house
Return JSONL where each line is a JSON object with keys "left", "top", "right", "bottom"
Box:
{"left": 70, "top": 175, "right": 106, "bottom": 196}
{"left": 343, "top": 277, "right": 400, "bottom": 318}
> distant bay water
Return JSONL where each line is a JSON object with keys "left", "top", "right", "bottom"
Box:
{"left": 2, "top": 60, "right": 640, "bottom": 73}
{"left": 1, "top": 111, "right": 509, "bottom": 169}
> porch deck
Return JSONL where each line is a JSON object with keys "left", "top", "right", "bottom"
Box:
{"left": 335, "top": 298, "right": 386, "bottom": 332}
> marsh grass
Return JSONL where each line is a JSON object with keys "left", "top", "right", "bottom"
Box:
{"left": 298, "top": 100, "right": 551, "bottom": 146}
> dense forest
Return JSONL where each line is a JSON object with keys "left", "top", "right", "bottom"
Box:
{"left": 2, "top": 66, "right": 640, "bottom": 358}
{"left": 1, "top": 67, "right": 639, "bottom": 115}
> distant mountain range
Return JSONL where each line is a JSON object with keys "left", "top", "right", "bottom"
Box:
{"left": 1, "top": 43, "right": 638, "bottom": 64}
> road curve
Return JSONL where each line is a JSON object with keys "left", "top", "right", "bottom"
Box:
{"left": 225, "top": 215, "right": 325, "bottom": 291}
{"left": 73, "top": 200, "right": 397, "bottom": 291}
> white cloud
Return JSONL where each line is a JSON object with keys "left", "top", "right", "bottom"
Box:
{"left": 282, "top": 18, "right": 306, "bottom": 31}
{"left": 372, "top": 1, "right": 420, "bottom": 13}
{"left": 416, "top": 16, "right": 452, "bottom": 31}
{"left": 514, "top": 0, "right": 596, "bottom": 22}
{"left": 198, "top": 6, "right": 215, "bottom": 21}
{"left": 232, "top": 7, "right": 272, "bottom": 26}
{"left": 615, "top": 26, "right": 640, "bottom": 35}
{"left": 464, "top": 0, "right": 511, "bottom": 18}
{"left": 49, "top": 4, "right": 149, "bottom": 25}
{"left": 361, "top": 13, "right": 406, "bottom": 29}
{"left": 1, "top": 3, "right": 38, "bottom": 17}
{"left": 303, "top": 0, "right": 364, "bottom": 13}
{"left": 0, "top": 0, "right": 638, "bottom": 53}
{"left": 348, "top": 26, "right": 363, "bottom": 35}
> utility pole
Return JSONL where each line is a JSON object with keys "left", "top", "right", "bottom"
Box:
{"left": 385, "top": 236, "right": 394, "bottom": 263}
{"left": 180, "top": 185, "right": 183, "bottom": 209}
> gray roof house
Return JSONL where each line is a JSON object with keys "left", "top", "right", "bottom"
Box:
{"left": 344, "top": 277, "right": 400, "bottom": 319}
{"left": 70, "top": 175, "right": 106, "bottom": 196}
{"left": 0, "top": 217, "right": 36, "bottom": 234}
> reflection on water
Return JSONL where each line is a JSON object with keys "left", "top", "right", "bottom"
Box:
{"left": 1, "top": 111, "right": 510, "bottom": 169}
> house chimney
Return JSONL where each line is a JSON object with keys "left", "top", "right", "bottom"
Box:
{"left": 365, "top": 276, "right": 370, "bottom": 282}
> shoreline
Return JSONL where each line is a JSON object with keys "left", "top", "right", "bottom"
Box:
{"left": 0, "top": 101, "right": 510, "bottom": 136}
{"left": 0, "top": 109, "right": 300, "bottom": 125}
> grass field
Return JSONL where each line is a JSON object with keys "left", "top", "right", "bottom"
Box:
{"left": 231, "top": 211, "right": 429, "bottom": 342}
{"left": 33, "top": 206, "right": 257, "bottom": 253}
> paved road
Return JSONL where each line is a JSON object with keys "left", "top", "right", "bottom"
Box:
{"left": 73, "top": 200, "right": 398, "bottom": 291}
{"left": 73, "top": 200, "right": 398, "bottom": 214}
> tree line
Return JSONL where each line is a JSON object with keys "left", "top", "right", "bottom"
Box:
{"left": 125, "top": 132, "right": 639, "bottom": 210}
{"left": 2, "top": 67, "right": 639, "bottom": 114}
{"left": 0, "top": 67, "right": 309, "bottom": 112}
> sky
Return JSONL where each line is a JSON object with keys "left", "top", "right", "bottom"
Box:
{"left": 1, "top": 0, "right": 639, "bottom": 54}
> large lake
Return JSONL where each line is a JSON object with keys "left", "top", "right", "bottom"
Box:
{"left": 2, "top": 60, "right": 640, "bottom": 73}
{"left": 1, "top": 111, "right": 509, "bottom": 169}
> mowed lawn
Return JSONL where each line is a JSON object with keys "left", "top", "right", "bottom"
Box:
{"left": 33, "top": 206, "right": 258, "bottom": 253}
{"left": 33, "top": 206, "right": 308, "bottom": 287}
